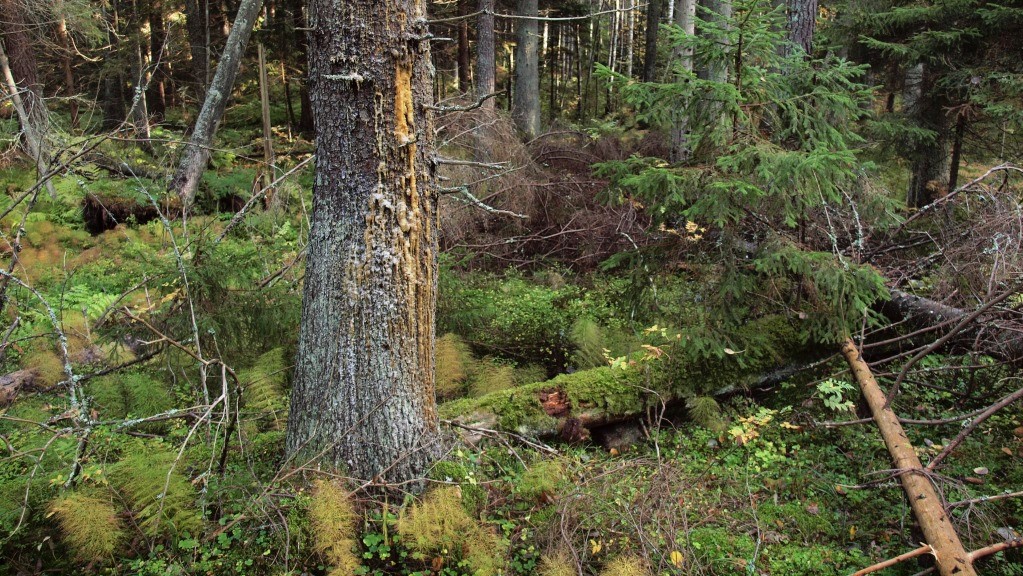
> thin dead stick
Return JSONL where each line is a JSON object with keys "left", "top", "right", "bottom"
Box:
{"left": 885, "top": 285, "right": 1020, "bottom": 405}
{"left": 926, "top": 380, "right": 1023, "bottom": 471}
{"left": 968, "top": 538, "right": 1023, "bottom": 562}
{"left": 851, "top": 544, "right": 934, "bottom": 576}
{"left": 949, "top": 489, "right": 1023, "bottom": 508}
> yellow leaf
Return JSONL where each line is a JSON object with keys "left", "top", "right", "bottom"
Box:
{"left": 849, "top": 526, "right": 857, "bottom": 539}
{"left": 670, "top": 550, "right": 684, "bottom": 567}
{"left": 590, "top": 539, "right": 602, "bottom": 555}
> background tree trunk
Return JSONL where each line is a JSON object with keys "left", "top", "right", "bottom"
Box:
{"left": 513, "top": 0, "right": 541, "bottom": 139}
{"left": 147, "top": 1, "right": 169, "bottom": 120}
{"left": 457, "top": 0, "right": 471, "bottom": 92}
{"left": 669, "top": 0, "right": 696, "bottom": 163}
{"left": 285, "top": 0, "right": 441, "bottom": 486}
{"left": 0, "top": 0, "right": 54, "bottom": 197}
{"left": 170, "top": 0, "right": 265, "bottom": 210}
{"left": 784, "top": 0, "right": 816, "bottom": 56}
{"left": 643, "top": 0, "right": 661, "bottom": 82}
{"left": 186, "top": 0, "right": 211, "bottom": 101}
{"left": 476, "top": 0, "right": 496, "bottom": 113}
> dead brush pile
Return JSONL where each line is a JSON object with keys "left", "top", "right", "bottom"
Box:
{"left": 435, "top": 104, "right": 650, "bottom": 271}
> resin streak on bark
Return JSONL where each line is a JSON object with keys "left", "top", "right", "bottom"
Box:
{"left": 286, "top": 0, "right": 440, "bottom": 485}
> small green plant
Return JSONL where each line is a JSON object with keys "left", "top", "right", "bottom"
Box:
{"left": 816, "top": 379, "right": 856, "bottom": 413}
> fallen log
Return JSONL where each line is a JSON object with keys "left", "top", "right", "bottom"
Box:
{"left": 441, "top": 316, "right": 811, "bottom": 441}
{"left": 840, "top": 338, "right": 975, "bottom": 576}
{"left": 879, "top": 289, "right": 1023, "bottom": 362}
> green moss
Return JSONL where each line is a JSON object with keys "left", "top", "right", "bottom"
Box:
{"left": 441, "top": 365, "right": 650, "bottom": 434}
{"left": 757, "top": 500, "right": 836, "bottom": 542}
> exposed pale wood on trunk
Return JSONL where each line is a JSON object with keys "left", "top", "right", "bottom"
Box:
{"left": 840, "top": 339, "right": 975, "bottom": 576}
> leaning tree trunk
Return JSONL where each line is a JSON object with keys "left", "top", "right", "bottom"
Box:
{"left": 170, "top": 0, "right": 264, "bottom": 211}
{"left": 0, "top": 2, "right": 54, "bottom": 197}
{"left": 513, "top": 0, "right": 541, "bottom": 139}
{"left": 841, "top": 340, "right": 976, "bottom": 576}
{"left": 285, "top": 0, "right": 441, "bottom": 485}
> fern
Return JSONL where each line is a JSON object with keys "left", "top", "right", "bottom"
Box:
{"left": 599, "top": 556, "right": 653, "bottom": 576}
{"left": 436, "top": 333, "right": 471, "bottom": 400}
{"left": 108, "top": 447, "right": 202, "bottom": 538}
{"left": 538, "top": 550, "right": 576, "bottom": 576}
{"left": 239, "top": 347, "right": 289, "bottom": 428}
{"left": 687, "top": 396, "right": 725, "bottom": 432}
{"left": 308, "top": 479, "right": 360, "bottom": 575}
{"left": 397, "top": 486, "right": 506, "bottom": 576}
{"left": 569, "top": 318, "right": 608, "bottom": 370}
{"left": 48, "top": 490, "right": 124, "bottom": 561}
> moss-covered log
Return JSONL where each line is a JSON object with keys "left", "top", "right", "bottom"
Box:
{"left": 441, "top": 316, "right": 813, "bottom": 440}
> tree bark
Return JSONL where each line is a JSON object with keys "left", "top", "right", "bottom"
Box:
{"left": 905, "top": 63, "right": 951, "bottom": 208}
{"left": 285, "top": 0, "right": 441, "bottom": 485}
{"left": 784, "top": 0, "right": 816, "bottom": 56}
{"left": 170, "top": 0, "right": 265, "bottom": 211}
{"left": 669, "top": 0, "right": 696, "bottom": 163}
{"left": 56, "top": 18, "right": 80, "bottom": 129}
{"left": 643, "top": 0, "right": 661, "bottom": 82}
{"left": 185, "top": 0, "right": 211, "bottom": 100}
{"left": 513, "top": 0, "right": 541, "bottom": 139}
{"left": 0, "top": 4, "right": 54, "bottom": 197}
{"left": 457, "top": 0, "right": 471, "bottom": 92}
{"left": 476, "top": 0, "right": 496, "bottom": 113}
{"left": 840, "top": 339, "right": 976, "bottom": 576}
{"left": 148, "top": 1, "right": 168, "bottom": 120}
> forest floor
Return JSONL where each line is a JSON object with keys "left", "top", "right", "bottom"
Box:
{"left": 0, "top": 106, "right": 1021, "bottom": 575}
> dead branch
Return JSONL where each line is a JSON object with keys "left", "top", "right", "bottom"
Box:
{"left": 925, "top": 380, "right": 1023, "bottom": 471}
{"left": 851, "top": 544, "right": 934, "bottom": 576}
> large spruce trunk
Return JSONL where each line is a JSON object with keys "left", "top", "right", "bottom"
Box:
{"left": 285, "top": 0, "right": 441, "bottom": 485}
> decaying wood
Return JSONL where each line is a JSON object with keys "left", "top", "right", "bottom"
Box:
{"left": 0, "top": 369, "right": 37, "bottom": 406}
{"left": 840, "top": 338, "right": 975, "bottom": 576}
{"left": 878, "top": 289, "right": 1023, "bottom": 363}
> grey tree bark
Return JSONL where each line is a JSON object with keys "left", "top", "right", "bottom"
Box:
{"left": 170, "top": 0, "right": 264, "bottom": 211}
{"left": 476, "top": 0, "right": 496, "bottom": 112}
{"left": 783, "top": 0, "right": 816, "bottom": 56}
{"left": 669, "top": 0, "right": 696, "bottom": 163}
{"left": 513, "top": 0, "right": 541, "bottom": 139}
{"left": 285, "top": 0, "right": 441, "bottom": 485}
{"left": 904, "top": 63, "right": 950, "bottom": 208}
